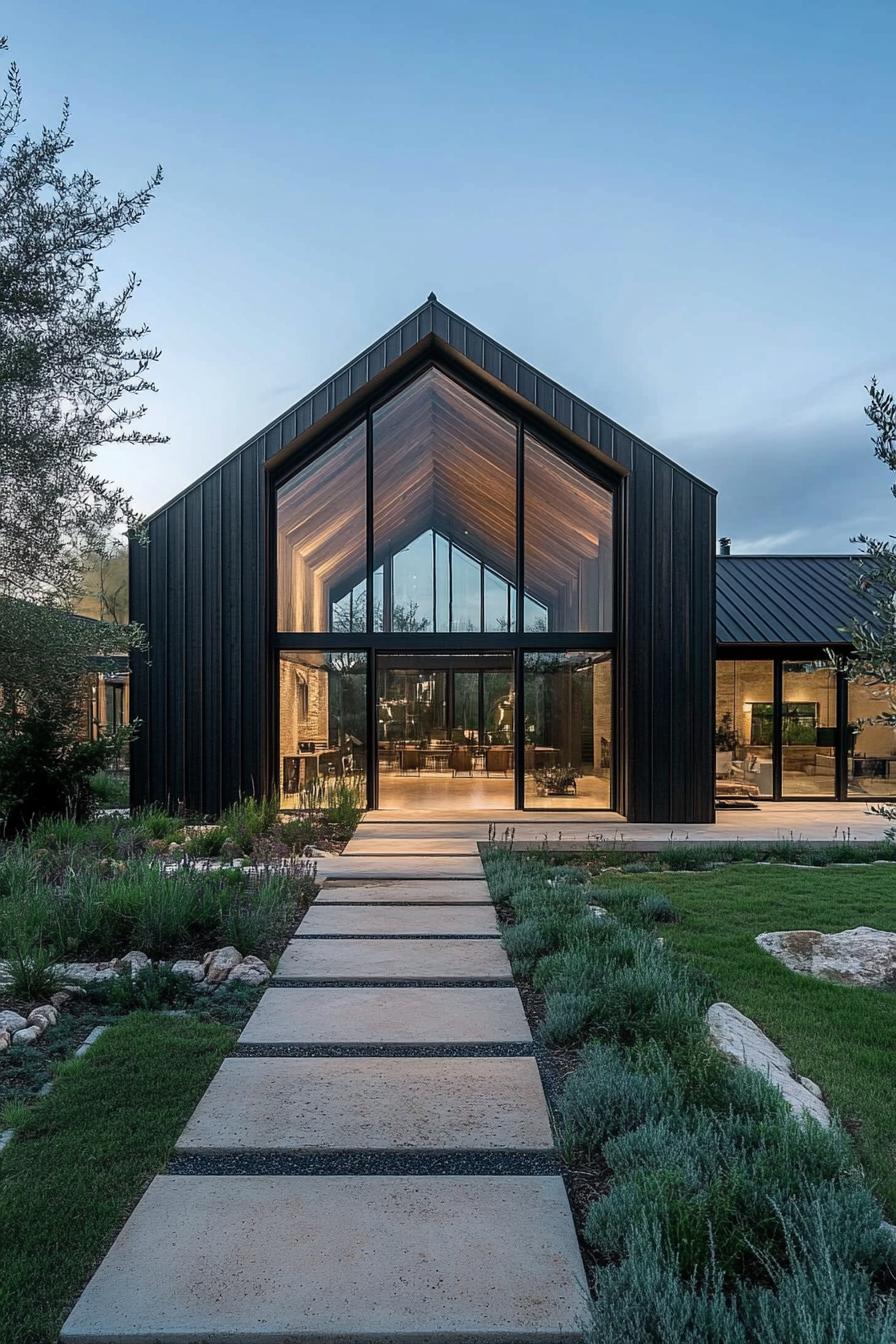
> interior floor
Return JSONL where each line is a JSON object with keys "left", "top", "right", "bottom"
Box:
{"left": 376, "top": 769, "right": 611, "bottom": 811}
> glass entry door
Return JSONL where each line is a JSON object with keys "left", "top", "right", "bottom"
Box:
{"left": 376, "top": 653, "right": 514, "bottom": 811}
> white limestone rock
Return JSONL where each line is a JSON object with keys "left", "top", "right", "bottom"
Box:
{"left": 203, "top": 946, "right": 243, "bottom": 984}
{"left": 756, "top": 927, "right": 896, "bottom": 989}
{"left": 121, "top": 951, "right": 151, "bottom": 975}
{"left": 0, "top": 1010, "right": 28, "bottom": 1035}
{"left": 170, "top": 959, "right": 205, "bottom": 982}
{"left": 56, "top": 961, "right": 122, "bottom": 985}
{"left": 706, "top": 1001, "right": 831, "bottom": 1127}
{"left": 226, "top": 955, "right": 271, "bottom": 986}
{"left": 588, "top": 904, "right": 609, "bottom": 921}
{"left": 13, "top": 1025, "right": 43, "bottom": 1045}
{"left": 28, "top": 1005, "right": 58, "bottom": 1028}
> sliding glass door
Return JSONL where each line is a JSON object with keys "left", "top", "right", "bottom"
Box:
{"left": 375, "top": 653, "right": 515, "bottom": 811}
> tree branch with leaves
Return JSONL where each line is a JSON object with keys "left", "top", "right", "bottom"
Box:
{"left": 0, "top": 36, "right": 164, "bottom": 824}
{"left": 835, "top": 377, "right": 896, "bottom": 825}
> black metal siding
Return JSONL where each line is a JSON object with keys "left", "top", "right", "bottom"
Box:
{"left": 131, "top": 297, "right": 716, "bottom": 822}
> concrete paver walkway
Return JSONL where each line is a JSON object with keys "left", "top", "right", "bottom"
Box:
{"left": 62, "top": 832, "right": 587, "bottom": 1343}
{"left": 297, "top": 902, "right": 499, "bottom": 935}
{"left": 177, "top": 1056, "right": 554, "bottom": 1152}
{"left": 273, "top": 935, "right": 514, "bottom": 982}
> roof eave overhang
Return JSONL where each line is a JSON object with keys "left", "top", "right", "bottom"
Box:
{"left": 264, "top": 332, "right": 629, "bottom": 484}
{"left": 715, "top": 640, "right": 855, "bottom": 656}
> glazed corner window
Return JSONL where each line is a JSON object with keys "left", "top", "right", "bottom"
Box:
{"left": 524, "top": 435, "right": 613, "bottom": 633}
{"left": 278, "top": 651, "right": 368, "bottom": 802}
{"left": 847, "top": 676, "right": 896, "bottom": 798}
{"left": 276, "top": 422, "right": 367, "bottom": 633}
{"left": 523, "top": 651, "right": 613, "bottom": 808}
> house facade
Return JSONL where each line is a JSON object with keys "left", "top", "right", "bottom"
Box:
{"left": 129, "top": 298, "right": 894, "bottom": 821}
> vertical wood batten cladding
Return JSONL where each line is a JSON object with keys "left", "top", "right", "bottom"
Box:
{"left": 132, "top": 298, "right": 716, "bottom": 820}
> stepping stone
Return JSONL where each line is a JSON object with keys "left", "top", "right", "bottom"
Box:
{"left": 60, "top": 1175, "right": 586, "bottom": 1343}
{"left": 342, "top": 837, "right": 482, "bottom": 855}
{"left": 315, "top": 856, "right": 485, "bottom": 881}
{"left": 297, "top": 904, "right": 499, "bottom": 936}
{"left": 239, "top": 987, "right": 532, "bottom": 1046}
{"left": 273, "top": 937, "right": 512, "bottom": 982}
{"left": 177, "top": 1056, "right": 553, "bottom": 1151}
{"left": 318, "top": 878, "right": 493, "bottom": 903}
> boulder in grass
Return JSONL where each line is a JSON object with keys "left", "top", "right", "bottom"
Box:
{"left": 203, "top": 946, "right": 243, "bottom": 984}
{"left": 13, "top": 1025, "right": 43, "bottom": 1045}
{"left": 0, "top": 1010, "right": 28, "bottom": 1035}
{"left": 226, "top": 955, "right": 271, "bottom": 986}
{"left": 706, "top": 1001, "right": 830, "bottom": 1127}
{"left": 756, "top": 927, "right": 896, "bottom": 989}
{"left": 170, "top": 959, "right": 205, "bottom": 982}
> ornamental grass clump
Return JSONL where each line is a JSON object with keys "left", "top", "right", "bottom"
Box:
{"left": 132, "top": 806, "right": 185, "bottom": 845}
{"left": 588, "top": 1108, "right": 859, "bottom": 1280}
{"left": 556, "top": 1041, "right": 680, "bottom": 1161}
{"left": 597, "top": 882, "right": 678, "bottom": 925}
{"left": 183, "top": 825, "right": 227, "bottom": 858}
{"left": 220, "top": 795, "right": 281, "bottom": 854}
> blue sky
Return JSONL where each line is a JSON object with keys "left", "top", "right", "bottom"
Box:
{"left": 10, "top": 1, "right": 896, "bottom": 552}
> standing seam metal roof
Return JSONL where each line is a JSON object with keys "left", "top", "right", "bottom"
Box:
{"left": 716, "top": 555, "right": 878, "bottom": 645}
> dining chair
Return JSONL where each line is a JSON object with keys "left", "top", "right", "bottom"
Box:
{"left": 450, "top": 746, "right": 474, "bottom": 776}
{"left": 399, "top": 746, "right": 422, "bottom": 774}
{"left": 485, "top": 746, "right": 512, "bottom": 776}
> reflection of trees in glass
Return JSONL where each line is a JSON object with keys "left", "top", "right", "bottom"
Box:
{"left": 330, "top": 527, "right": 550, "bottom": 634}
{"left": 390, "top": 601, "right": 430, "bottom": 633}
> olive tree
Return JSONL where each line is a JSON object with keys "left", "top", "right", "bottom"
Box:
{"left": 0, "top": 33, "right": 163, "bottom": 685}
{"left": 0, "top": 36, "right": 163, "bottom": 823}
{"left": 837, "top": 378, "right": 896, "bottom": 823}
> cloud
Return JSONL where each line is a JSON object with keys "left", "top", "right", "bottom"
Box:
{"left": 735, "top": 530, "right": 811, "bottom": 554}
{"left": 666, "top": 414, "right": 896, "bottom": 555}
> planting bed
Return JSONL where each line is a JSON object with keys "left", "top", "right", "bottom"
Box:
{"left": 484, "top": 848, "right": 896, "bottom": 1342}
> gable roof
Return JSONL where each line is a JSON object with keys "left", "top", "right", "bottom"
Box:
{"left": 716, "top": 554, "right": 878, "bottom": 646}
{"left": 147, "top": 294, "right": 715, "bottom": 522}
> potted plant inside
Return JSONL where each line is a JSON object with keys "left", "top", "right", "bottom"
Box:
{"left": 714, "top": 712, "right": 739, "bottom": 777}
{"left": 533, "top": 763, "right": 579, "bottom": 796}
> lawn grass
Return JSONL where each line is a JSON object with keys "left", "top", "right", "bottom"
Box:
{"left": 0, "top": 1011, "right": 232, "bottom": 1344}
{"left": 605, "top": 863, "right": 896, "bottom": 1216}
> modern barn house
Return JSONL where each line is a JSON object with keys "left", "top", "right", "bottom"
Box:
{"left": 129, "top": 297, "right": 895, "bottom": 823}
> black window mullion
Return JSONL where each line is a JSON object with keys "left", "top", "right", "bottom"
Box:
{"left": 773, "top": 659, "right": 783, "bottom": 800}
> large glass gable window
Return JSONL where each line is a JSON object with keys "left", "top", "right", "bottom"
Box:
{"left": 276, "top": 363, "right": 618, "bottom": 812}
{"left": 524, "top": 434, "right": 613, "bottom": 632}
{"left": 372, "top": 367, "right": 519, "bottom": 633}
{"left": 277, "top": 423, "right": 366, "bottom": 633}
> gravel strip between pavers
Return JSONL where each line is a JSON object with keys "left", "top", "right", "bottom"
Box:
{"left": 293, "top": 932, "right": 499, "bottom": 939}
{"left": 234, "top": 1041, "right": 536, "bottom": 1058}
{"left": 167, "top": 1150, "right": 560, "bottom": 1177}
{"left": 271, "top": 977, "right": 514, "bottom": 988}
